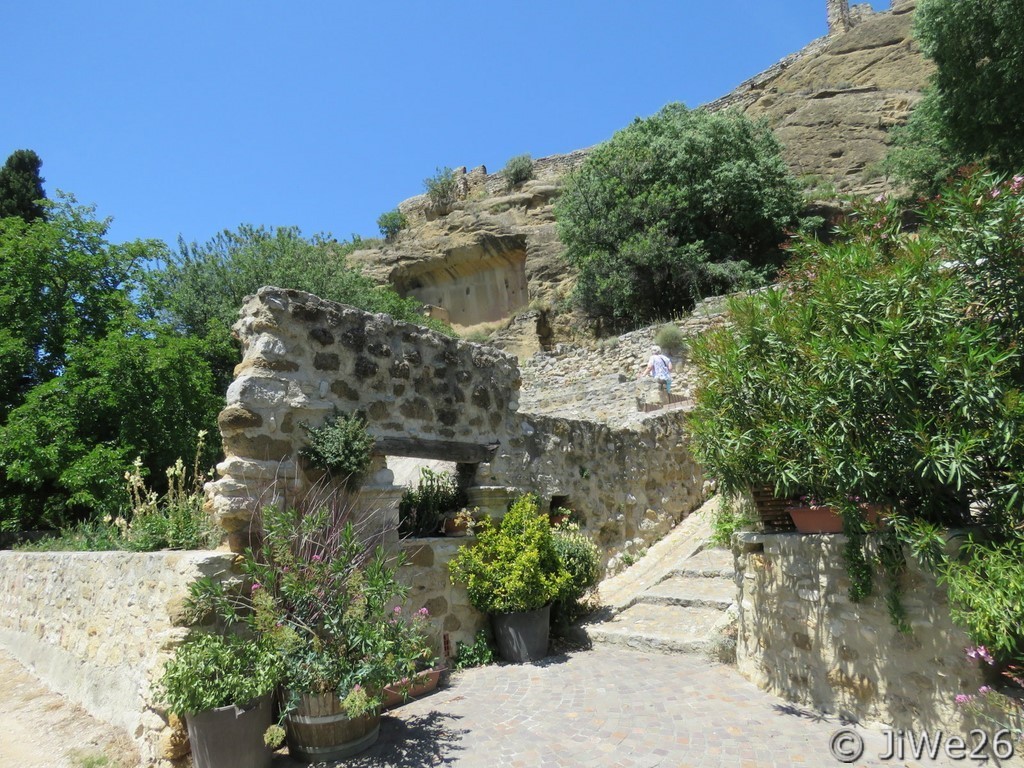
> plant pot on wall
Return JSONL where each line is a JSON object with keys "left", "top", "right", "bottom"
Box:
{"left": 382, "top": 666, "right": 446, "bottom": 709}
{"left": 491, "top": 604, "right": 551, "bottom": 663}
{"left": 186, "top": 693, "right": 274, "bottom": 768}
{"left": 787, "top": 503, "right": 886, "bottom": 533}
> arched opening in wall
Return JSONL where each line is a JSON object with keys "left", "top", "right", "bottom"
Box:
{"left": 391, "top": 235, "right": 529, "bottom": 331}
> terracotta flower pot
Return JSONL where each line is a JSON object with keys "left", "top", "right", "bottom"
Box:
{"left": 788, "top": 503, "right": 887, "bottom": 533}
{"left": 382, "top": 666, "right": 445, "bottom": 709}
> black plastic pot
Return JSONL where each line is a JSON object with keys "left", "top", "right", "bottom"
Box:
{"left": 186, "top": 693, "right": 273, "bottom": 768}
{"left": 491, "top": 604, "right": 551, "bottom": 662}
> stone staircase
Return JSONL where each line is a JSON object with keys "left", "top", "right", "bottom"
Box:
{"left": 573, "top": 498, "right": 738, "bottom": 657}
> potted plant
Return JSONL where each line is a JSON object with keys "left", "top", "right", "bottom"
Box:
{"left": 398, "top": 467, "right": 466, "bottom": 537}
{"left": 448, "top": 494, "right": 571, "bottom": 662}
{"left": 157, "top": 631, "right": 282, "bottom": 768}
{"left": 191, "top": 494, "right": 434, "bottom": 762}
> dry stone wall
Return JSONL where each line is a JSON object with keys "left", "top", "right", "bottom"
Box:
{"left": 0, "top": 550, "right": 237, "bottom": 766}
{"left": 733, "top": 532, "right": 987, "bottom": 730}
{"left": 207, "top": 286, "right": 708, "bottom": 578}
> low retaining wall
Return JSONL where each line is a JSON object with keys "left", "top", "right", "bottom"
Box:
{"left": 733, "top": 532, "right": 985, "bottom": 730}
{"left": 0, "top": 550, "right": 237, "bottom": 766}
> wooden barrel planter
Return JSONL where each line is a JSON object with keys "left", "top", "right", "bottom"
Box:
{"left": 285, "top": 691, "right": 381, "bottom": 763}
{"left": 749, "top": 486, "right": 797, "bottom": 532}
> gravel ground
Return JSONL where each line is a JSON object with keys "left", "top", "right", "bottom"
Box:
{"left": 0, "top": 649, "right": 138, "bottom": 768}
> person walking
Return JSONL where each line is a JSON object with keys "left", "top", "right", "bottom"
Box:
{"left": 641, "top": 345, "right": 673, "bottom": 394}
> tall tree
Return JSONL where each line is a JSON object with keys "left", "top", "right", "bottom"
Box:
{"left": 555, "top": 104, "right": 800, "bottom": 330}
{"left": 0, "top": 149, "right": 47, "bottom": 222}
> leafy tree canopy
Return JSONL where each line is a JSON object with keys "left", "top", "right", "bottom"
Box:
{"left": 887, "top": 0, "right": 1024, "bottom": 193}
{"left": 555, "top": 104, "right": 800, "bottom": 331}
{"left": 0, "top": 149, "right": 46, "bottom": 223}
{"left": 143, "top": 225, "right": 451, "bottom": 390}
{"left": 0, "top": 195, "right": 149, "bottom": 419}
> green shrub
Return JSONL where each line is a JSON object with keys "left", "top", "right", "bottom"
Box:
{"left": 555, "top": 103, "right": 800, "bottom": 331}
{"left": 690, "top": 170, "right": 1024, "bottom": 637}
{"left": 551, "top": 524, "right": 600, "bottom": 628}
{"left": 299, "top": 411, "right": 374, "bottom": 490}
{"left": 653, "top": 324, "right": 687, "bottom": 356}
{"left": 447, "top": 494, "right": 571, "bottom": 614}
{"left": 423, "top": 167, "right": 459, "bottom": 210}
{"left": 158, "top": 631, "right": 282, "bottom": 717}
{"left": 707, "top": 497, "right": 756, "bottom": 549}
{"left": 398, "top": 467, "right": 466, "bottom": 537}
{"left": 502, "top": 154, "right": 534, "bottom": 188}
{"left": 376, "top": 209, "right": 408, "bottom": 241}
{"left": 452, "top": 629, "right": 495, "bottom": 670}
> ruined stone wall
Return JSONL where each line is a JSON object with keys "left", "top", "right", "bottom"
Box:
{"left": 206, "top": 287, "right": 522, "bottom": 547}
{"left": 0, "top": 551, "right": 237, "bottom": 766}
{"left": 733, "top": 532, "right": 985, "bottom": 730}
{"left": 495, "top": 410, "right": 705, "bottom": 574}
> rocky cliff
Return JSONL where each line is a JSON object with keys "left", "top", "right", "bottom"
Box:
{"left": 348, "top": 0, "right": 930, "bottom": 350}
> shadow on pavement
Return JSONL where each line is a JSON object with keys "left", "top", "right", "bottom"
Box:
{"left": 273, "top": 710, "right": 466, "bottom": 767}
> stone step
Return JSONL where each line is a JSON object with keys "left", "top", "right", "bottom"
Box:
{"left": 637, "top": 575, "right": 737, "bottom": 611}
{"left": 576, "top": 603, "right": 732, "bottom": 656}
{"left": 668, "top": 547, "right": 735, "bottom": 578}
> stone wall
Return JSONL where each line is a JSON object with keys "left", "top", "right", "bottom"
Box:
{"left": 0, "top": 550, "right": 237, "bottom": 765}
{"left": 398, "top": 537, "right": 487, "bottom": 653}
{"left": 206, "top": 288, "right": 707, "bottom": 577}
{"left": 206, "top": 287, "right": 522, "bottom": 548}
{"left": 733, "top": 532, "right": 986, "bottom": 730}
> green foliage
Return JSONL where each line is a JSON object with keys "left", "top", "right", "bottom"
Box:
{"left": 16, "top": 436, "right": 218, "bottom": 551}
{"left": 0, "top": 195, "right": 144, "bottom": 420}
{"left": 423, "top": 166, "right": 459, "bottom": 211}
{"left": 447, "top": 494, "right": 571, "bottom": 614}
{"left": 914, "top": 0, "right": 1024, "bottom": 174}
{"left": 550, "top": 524, "right": 600, "bottom": 628}
{"left": 502, "top": 154, "right": 534, "bottom": 188}
{"left": 653, "top": 324, "right": 686, "bottom": 356}
{"left": 398, "top": 467, "right": 467, "bottom": 537}
{"left": 690, "top": 176, "right": 1024, "bottom": 527}
{"left": 190, "top": 498, "right": 434, "bottom": 718}
{"left": 376, "top": 209, "right": 408, "bottom": 241}
{"left": 707, "top": 497, "right": 756, "bottom": 549}
{"left": 0, "top": 149, "right": 46, "bottom": 223}
{"left": 144, "top": 224, "right": 451, "bottom": 392}
{"left": 299, "top": 411, "right": 374, "bottom": 491}
{"left": 0, "top": 326, "right": 221, "bottom": 533}
{"left": 157, "top": 631, "right": 282, "bottom": 717}
{"left": 887, "top": 0, "right": 1024, "bottom": 192}
{"left": 452, "top": 630, "right": 495, "bottom": 670}
{"left": 691, "top": 170, "right": 1024, "bottom": 642}
{"left": 555, "top": 104, "right": 800, "bottom": 330}
{"left": 942, "top": 532, "right": 1024, "bottom": 660}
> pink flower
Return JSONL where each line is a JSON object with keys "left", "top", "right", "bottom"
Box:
{"left": 966, "top": 645, "right": 995, "bottom": 665}
{"left": 311, "top": 555, "right": 322, "bottom": 563}
{"left": 874, "top": 193, "right": 886, "bottom": 203}
{"left": 393, "top": 606, "right": 402, "bottom": 614}
{"left": 1011, "top": 175, "right": 1024, "bottom": 194}
{"left": 978, "top": 686, "right": 993, "bottom": 695}
{"left": 417, "top": 607, "right": 429, "bottom": 617}
{"left": 955, "top": 694, "right": 974, "bottom": 705}
{"left": 990, "top": 187, "right": 1002, "bottom": 199}
{"left": 251, "top": 582, "right": 262, "bottom": 591}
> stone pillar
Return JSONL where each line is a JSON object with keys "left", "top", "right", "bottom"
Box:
{"left": 356, "top": 454, "right": 403, "bottom": 553}
{"left": 465, "top": 485, "right": 515, "bottom": 520}
{"left": 827, "top": 0, "right": 851, "bottom": 35}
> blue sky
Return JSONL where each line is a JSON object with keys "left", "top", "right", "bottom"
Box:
{"left": 4, "top": 1, "right": 889, "bottom": 250}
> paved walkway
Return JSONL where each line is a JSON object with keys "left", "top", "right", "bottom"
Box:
{"left": 273, "top": 646, "right": 989, "bottom": 768}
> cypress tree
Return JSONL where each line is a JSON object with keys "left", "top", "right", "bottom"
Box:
{"left": 0, "top": 149, "right": 47, "bottom": 222}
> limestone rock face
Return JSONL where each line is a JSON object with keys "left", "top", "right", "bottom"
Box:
{"left": 349, "top": 2, "right": 929, "bottom": 342}
{"left": 722, "top": 0, "right": 931, "bottom": 195}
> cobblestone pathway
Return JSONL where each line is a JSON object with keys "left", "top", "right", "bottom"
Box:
{"left": 275, "top": 646, "right": 992, "bottom": 768}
